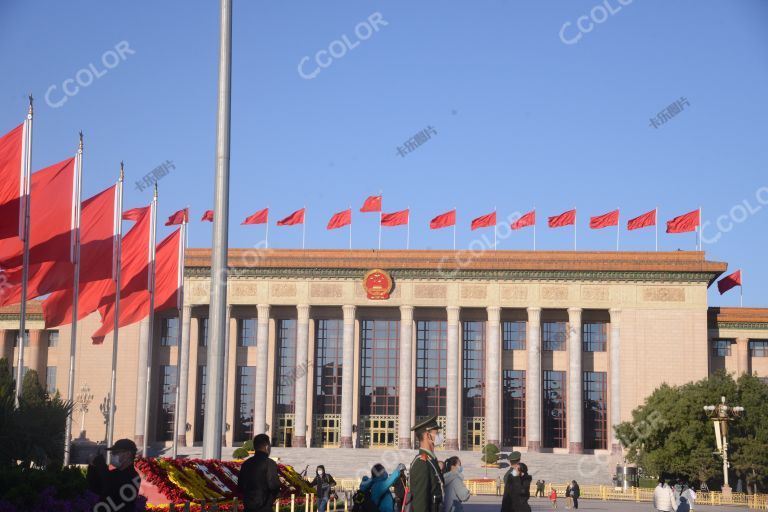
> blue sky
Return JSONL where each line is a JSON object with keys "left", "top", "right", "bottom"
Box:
{"left": 1, "top": 1, "right": 767, "bottom": 306}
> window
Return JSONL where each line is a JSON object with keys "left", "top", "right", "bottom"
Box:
{"left": 314, "top": 319, "right": 343, "bottom": 415}
{"left": 583, "top": 371, "right": 607, "bottom": 450}
{"left": 711, "top": 339, "right": 732, "bottom": 357}
{"left": 276, "top": 319, "right": 297, "bottom": 415}
{"left": 47, "top": 331, "right": 59, "bottom": 347}
{"left": 543, "top": 370, "right": 567, "bottom": 448}
{"left": 234, "top": 366, "right": 256, "bottom": 442}
{"left": 46, "top": 367, "right": 57, "bottom": 395}
{"left": 462, "top": 321, "right": 485, "bottom": 419}
{"left": 156, "top": 365, "right": 177, "bottom": 442}
{"left": 11, "top": 330, "right": 29, "bottom": 347}
{"left": 502, "top": 370, "right": 526, "bottom": 447}
{"left": 415, "top": 321, "right": 447, "bottom": 418}
{"left": 503, "top": 321, "right": 526, "bottom": 351}
{"left": 360, "top": 320, "right": 400, "bottom": 416}
{"left": 161, "top": 318, "right": 179, "bottom": 346}
{"left": 542, "top": 322, "right": 566, "bottom": 351}
{"left": 238, "top": 318, "right": 257, "bottom": 347}
{"left": 199, "top": 318, "right": 209, "bottom": 347}
{"left": 194, "top": 365, "right": 207, "bottom": 442}
{"left": 750, "top": 340, "right": 768, "bottom": 357}
{"left": 583, "top": 322, "right": 607, "bottom": 352}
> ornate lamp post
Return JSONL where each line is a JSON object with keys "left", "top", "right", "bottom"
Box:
{"left": 74, "top": 383, "right": 94, "bottom": 438}
{"left": 704, "top": 396, "right": 744, "bottom": 496}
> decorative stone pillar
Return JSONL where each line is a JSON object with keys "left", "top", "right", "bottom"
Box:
{"left": 526, "top": 307, "right": 542, "bottom": 452}
{"left": 27, "top": 330, "right": 47, "bottom": 384}
{"left": 567, "top": 308, "right": 583, "bottom": 454}
{"left": 0, "top": 329, "right": 12, "bottom": 362}
{"left": 222, "top": 305, "right": 234, "bottom": 446}
{"left": 486, "top": 307, "right": 501, "bottom": 447}
{"left": 397, "top": 306, "right": 414, "bottom": 448}
{"left": 134, "top": 318, "right": 151, "bottom": 446}
{"left": 609, "top": 308, "right": 622, "bottom": 454}
{"left": 293, "top": 304, "right": 311, "bottom": 447}
{"left": 340, "top": 305, "right": 357, "bottom": 448}
{"left": 737, "top": 337, "right": 750, "bottom": 376}
{"left": 446, "top": 306, "right": 460, "bottom": 450}
{"left": 176, "top": 305, "right": 193, "bottom": 447}
{"left": 253, "top": 304, "right": 271, "bottom": 435}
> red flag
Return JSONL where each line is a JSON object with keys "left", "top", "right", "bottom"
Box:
{"left": 242, "top": 208, "right": 269, "bottom": 225}
{"left": 165, "top": 208, "right": 189, "bottom": 226}
{"left": 627, "top": 209, "right": 656, "bottom": 230}
{"left": 381, "top": 209, "right": 409, "bottom": 226}
{"left": 548, "top": 209, "right": 576, "bottom": 228}
{"left": 0, "top": 123, "right": 24, "bottom": 240}
{"left": 0, "top": 158, "right": 75, "bottom": 268}
{"left": 277, "top": 208, "right": 306, "bottom": 226}
{"left": 717, "top": 270, "right": 742, "bottom": 295}
{"left": 666, "top": 209, "right": 700, "bottom": 233}
{"left": 590, "top": 210, "right": 619, "bottom": 229}
{"left": 201, "top": 210, "right": 214, "bottom": 222}
{"left": 511, "top": 210, "right": 536, "bottom": 230}
{"left": 327, "top": 209, "right": 352, "bottom": 230}
{"left": 430, "top": 210, "right": 456, "bottom": 230}
{"left": 360, "top": 195, "right": 382, "bottom": 213}
{"left": 471, "top": 211, "right": 496, "bottom": 231}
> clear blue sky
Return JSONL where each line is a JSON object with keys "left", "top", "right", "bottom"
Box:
{"left": 2, "top": 1, "right": 767, "bottom": 307}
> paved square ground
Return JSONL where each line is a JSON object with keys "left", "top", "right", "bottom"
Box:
{"left": 464, "top": 494, "right": 735, "bottom": 512}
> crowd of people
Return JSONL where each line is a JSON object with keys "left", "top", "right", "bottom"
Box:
{"left": 653, "top": 476, "right": 699, "bottom": 512}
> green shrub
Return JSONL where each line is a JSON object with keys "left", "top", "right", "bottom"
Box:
{"left": 481, "top": 444, "right": 500, "bottom": 464}
{"left": 233, "top": 447, "right": 250, "bottom": 459}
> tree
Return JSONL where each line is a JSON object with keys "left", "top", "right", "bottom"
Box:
{"left": 481, "top": 443, "right": 499, "bottom": 464}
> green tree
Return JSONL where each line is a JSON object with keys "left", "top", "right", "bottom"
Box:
{"left": 730, "top": 373, "right": 768, "bottom": 494}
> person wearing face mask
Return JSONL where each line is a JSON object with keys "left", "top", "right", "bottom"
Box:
{"left": 501, "top": 452, "right": 532, "bottom": 512}
{"left": 442, "top": 456, "right": 471, "bottom": 512}
{"left": 239, "top": 434, "right": 281, "bottom": 512}
{"left": 86, "top": 438, "right": 141, "bottom": 511}
{"left": 409, "top": 416, "right": 445, "bottom": 512}
{"left": 309, "top": 465, "right": 337, "bottom": 512}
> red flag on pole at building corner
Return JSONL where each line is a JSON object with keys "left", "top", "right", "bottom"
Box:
{"left": 327, "top": 209, "right": 352, "bottom": 230}
{"left": 471, "top": 211, "right": 496, "bottom": 231}
{"left": 548, "top": 209, "right": 576, "bottom": 228}
{"left": 666, "top": 209, "right": 700, "bottom": 233}
{"left": 277, "top": 208, "right": 305, "bottom": 226}
{"left": 242, "top": 208, "right": 268, "bottom": 225}
{"left": 717, "top": 270, "right": 742, "bottom": 295}
{"left": 512, "top": 210, "right": 536, "bottom": 230}
{"left": 165, "top": 208, "right": 189, "bottom": 226}
{"left": 627, "top": 209, "right": 656, "bottom": 230}
{"left": 360, "top": 195, "right": 382, "bottom": 213}
{"left": 381, "top": 209, "right": 409, "bottom": 226}
{"left": 430, "top": 210, "right": 456, "bottom": 230}
{"left": 590, "top": 209, "right": 619, "bottom": 229}
{"left": 201, "top": 210, "right": 213, "bottom": 222}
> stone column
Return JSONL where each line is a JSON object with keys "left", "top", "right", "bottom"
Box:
{"left": 526, "top": 307, "right": 542, "bottom": 452}
{"left": 0, "top": 329, "right": 12, "bottom": 363}
{"left": 293, "top": 304, "right": 310, "bottom": 447}
{"left": 340, "top": 305, "right": 357, "bottom": 448}
{"left": 736, "top": 337, "right": 750, "bottom": 376}
{"left": 397, "top": 306, "right": 415, "bottom": 448}
{"left": 446, "top": 306, "right": 460, "bottom": 450}
{"left": 176, "top": 305, "right": 193, "bottom": 447}
{"left": 28, "top": 330, "right": 47, "bottom": 384}
{"left": 568, "top": 308, "right": 583, "bottom": 454}
{"left": 253, "top": 304, "right": 271, "bottom": 435}
{"left": 134, "top": 318, "right": 151, "bottom": 445}
{"left": 486, "top": 307, "right": 501, "bottom": 447}
{"left": 222, "top": 305, "right": 234, "bottom": 446}
{"left": 609, "top": 308, "right": 622, "bottom": 454}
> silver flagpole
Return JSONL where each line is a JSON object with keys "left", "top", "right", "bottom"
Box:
{"left": 348, "top": 206, "right": 352, "bottom": 250}
{"left": 106, "top": 164, "right": 124, "bottom": 461}
{"left": 265, "top": 207, "right": 269, "bottom": 249}
{"left": 141, "top": 187, "right": 158, "bottom": 457}
{"left": 453, "top": 208, "right": 456, "bottom": 251}
{"left": 14, "top": 98, "right": 33, "bottom": 406}
{"left": 172, "top": 219, "right": 187, "bottom": 459}
{"left": 655, "top": 207, "right": 659, "bottom": 252}
{"left": 494, "top": 206, "right": 497, "bottom": 251}
{"left": 573, "top": 208, "right": 577, "bottom": 251}
{"left": 533, "top": 208, "right": 536, "bottom": 251}
{"left": 203, "top": 0, "right": 233, "bottom": 460}
{"left": 406, "top": 208, "right": 410, "bottom": 250}
{"left": 302, "top": 207, "right": 306, "bottom": 249}
{"left": 616, "top": 209, "right": 620, "bottom": 252}
{"left": 63, "top": 133, "right": 83, "bottom": 465}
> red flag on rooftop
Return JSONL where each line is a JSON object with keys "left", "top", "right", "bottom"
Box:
{"left": 360, "top": 195, "right": 382, "bottom": 213}
{"left": 327, "top": 209, "right": 352, "bottom": 230}
{"left": 627, "top": 209, "right": 656, "bottom": 230}
{"left": 512, "top": 210, "right": 536, "bottom": 230}
{"left": 590, "top": 210, "right": 619, "bottom": 229}
{"left": 381, "top": 209, "right": 409, "bottom": 226}
{"left": 666, "top": 209, "right": 700, "bottom": 233}
{"left": 277, "top": 208, "right": 305, "bottom": 226}
{"left": 201, "top": 210, "right": 213, "bottom": 222}
{"left": 165, "top": 208, "right": 188, "bottom": 226}
{"left": 548, "top": 209, "right": 576, "bottom": 228}
{"left": 717, "top": 270, "right": 742, "bottom": 295}
{"left": 430, "top": 210, "right": 456, "bottom": 230}
{"left": 242, "top": 208, "right": 268, "bottom": 225}
{"left": 471, "top": 211, "right": 496, "bottom": 231}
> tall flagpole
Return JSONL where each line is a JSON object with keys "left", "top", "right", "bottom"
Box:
{"left": 141, "top": 186, "right": 158, "bottom": 457}
{"left": 204, "top": 0, "right": 233, "bottom": 460}
{"left": 406, "top": 207, "right": 410, "bottom": 250}
{"left": 655, "top": 207, "right": 659, "bottom": 252}
{"left": 14, "top": 97, "right": 33, "bottom": 406}
{"left": 106, "top": 164, "right": 124, "bottom": 461}
{"left": 302, "top": 206, "right": 306, "bottom": 249}
{"left": 377, "top": 191, "right": 382, "bottom": 250}
{"left": 348, "top": 206, "right": 352, "bottom": 250}
{"left": 573, "top": 208, "right": 577, "bottom": 251}
{"left": 533, "top": 207, "right": 536, "bottom": 251}
{"left": 616, "top": 208, "right": 620, "bottom": 252}
{"left": 740, "top": 270, "right": 744, "bottom": 307}
{"left": 172, "top": 219, "right": 187, "bottom": 459}
{"left": 453, "top": 207, "right": 456, "bottom": 251}
{"left": 493, "top": 206, "right": 497, "bottom": 251}
{"left": 698, "top": 206, "right": 702, "bottom": 251}
{"left": 63, "top": 132, "right": 83, "bottom": 466}
{"left": 265, "top": 206, "right": 269, "bottom": 248}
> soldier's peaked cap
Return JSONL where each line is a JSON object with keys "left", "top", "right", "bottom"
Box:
{"left": 411, "top": 415, "right": 441, "bottom": 432}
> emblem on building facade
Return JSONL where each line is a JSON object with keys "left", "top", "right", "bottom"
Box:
{"left": 363, "top": 269, "right": 393, "bottom": 300}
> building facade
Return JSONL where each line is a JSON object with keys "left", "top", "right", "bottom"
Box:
{"left": 2, "top": 249, "right": 767, "bottom": 454}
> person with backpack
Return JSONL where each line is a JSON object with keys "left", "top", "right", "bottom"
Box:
{"left": 357, "top": 463, "right": 405, "bottom": 512}
{"left": 308, "top": 465, "right": 337, "bottom": 512}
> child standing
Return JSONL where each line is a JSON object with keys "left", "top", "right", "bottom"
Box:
{"left": 549, "top": 487, "right": 558, "bottom": 509}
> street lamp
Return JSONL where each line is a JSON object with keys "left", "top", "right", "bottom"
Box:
{"left": 74, "top": 383, "right": 94, "bottom": 439}
{"left": 704, "top": 396, "right": 744, "bottom": 496}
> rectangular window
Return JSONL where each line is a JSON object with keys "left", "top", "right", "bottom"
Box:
{"left": 47, "top": 331, "right": 59, "bottom": 347}
{"left": 583, "top": 322, "right": 607, "bottom": 352}
{"left": 314, "top": 319, "right": 343, "bottom": 415}
{"left": 11, "top": 331, "right": 29, "bottom": 348}
{"left": 750, "top": 340, "right": 768, "bottom": 357}
{"left": 711, "top": 339, "right": 732, "bottom": 357}
{"left": 543, "top": 370, "right": 567, "bottom": 448}
{"left": 542, "top": 322, "right": 566, "bottom": 351}
{"left": 194, "top": 365, "right": 207, "bottom": 442}
{"left": 415, "top": 320, "right": 447, "bottom": 418}
{"left": 502, "top": 370, "right": 526, "bottom": 447}
{"left": 238, "top": 318, "right": 257, "bottom": 347}
{"left": 276, "top": 319, "right": 298, "bottom": 415}
{"left": 46, "top": 366, "right": 57, "bottom": 395}
{"left": 583, "top": 371, "right": 608, "bottom": 450}
{"left": 156, "top": 365, "right": 177, "bottom": 442}
{"left": 502, "top": 321, "right": 526, "bottom": 351}
{"left": 360, "top": 319, "right": 400, "bottom": 416}
{"left": 161, "top": 317, "right": 179, "bottom": 346}
{"left": 199, "top": 318, "right": 209, "bottom": 347}
{"left": 462, "top": 321, "right": 485, "bottom": 419}
{"left": 234, "top": 366, "right": 256, "bottom": 442}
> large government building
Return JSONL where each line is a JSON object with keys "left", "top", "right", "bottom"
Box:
{"left": 2, "top": 249, "right": 767, "bottom": 455}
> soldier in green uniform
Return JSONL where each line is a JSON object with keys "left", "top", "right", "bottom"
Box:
{"left": 409, "top": 416, "right": 445, "bottom": 512}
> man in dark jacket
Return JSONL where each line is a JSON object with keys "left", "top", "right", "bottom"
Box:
{"left": 501, "top": 453, "right": 532, "bottom": 512}
{"left": 409, "top": 416, "right": 444, "bottom": 512}
{"left": 87, "top": 439, "right": 141, "bottom": 512}
{"left": 239, "top": 434, "right": 281, "bottom": 512}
